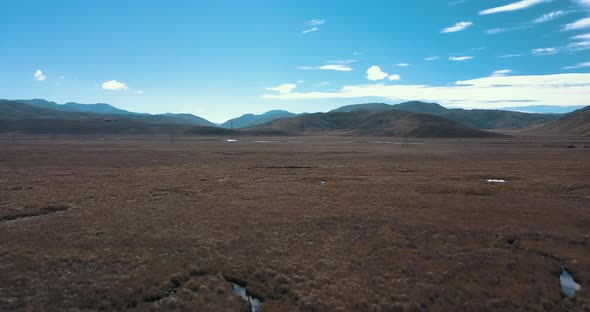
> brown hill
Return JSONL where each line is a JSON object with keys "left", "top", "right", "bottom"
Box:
{"left": 535, "top": 106, "right": 590, "bottom": 136}
{"left": 0, "top": 118, "right": 193, "bottom": 135}
{"left": 250, "top": 110, "right": 504, "bottom": 138}
{"left": 184, "top": 126, "right": 292, "bottom": 137}
{"left": 0, "top": 99, "right": 216, "bottom": 127}
{"left": 0, "top": 100, "right": 192, "bottom": 135}
{"left": 0, "top": 100, "right": 293, "bottom": 136}
{"left": 0, "top": 100, "right": 90, "bottom": 119}
{"left": 332, "top": 101, "right": 560, "bottom": 129}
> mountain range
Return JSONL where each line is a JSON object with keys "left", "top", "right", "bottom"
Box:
{"left": 17, "top": 99, "right": 138, "bottom": 115}
{"left": 16, "top": 99, "right": 216, "bottom": 127}
{"left": 9, "top": 99, "right": 569, "bottom": 130}
{"left": 247, "top": 109, "right": 503, "bottom": 138}
{"left": 331, "top": 101, "right": 560, "bottom": 129}
{"left": 1, "top": 98, "right": 588, "bottom": 137}
{"left": 0, "top": 100, "right": 192, "bottom": 135}
{"left": 220, "top": 110, "right": 299, "bottom": 129}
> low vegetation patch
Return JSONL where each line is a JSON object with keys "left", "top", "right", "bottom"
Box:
{"left": 137, "top": 270, "right": 255, "bottom": 311}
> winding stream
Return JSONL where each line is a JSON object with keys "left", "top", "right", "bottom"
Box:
{"left": 231, "top": 283, "right": 262, "bottom": 312}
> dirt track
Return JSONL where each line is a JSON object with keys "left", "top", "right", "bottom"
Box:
{"left": 1, "top": 136, "right": 589, "bottom": 311}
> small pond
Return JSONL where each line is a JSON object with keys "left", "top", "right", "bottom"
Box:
{"left": 560, "top": 267, "right": 581, "bottom": 297}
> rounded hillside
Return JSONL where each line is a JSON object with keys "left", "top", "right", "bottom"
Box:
{"left": 535, "top": 106, "right": 590, "bottom": 136}
{"left": 251, "top": 110, "right": 504, "bottom": 138}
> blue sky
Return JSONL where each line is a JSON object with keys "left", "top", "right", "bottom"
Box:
{"left": 1, "top": 0, "right": 590, "bottom": 122}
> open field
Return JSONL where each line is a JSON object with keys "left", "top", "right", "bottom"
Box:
{"left": 1, "top": 135, "right": 589, "bottom": 311}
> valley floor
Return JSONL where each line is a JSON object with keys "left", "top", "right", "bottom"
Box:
{"left": 0, "top": 135, "right": 589, "bottom": 311}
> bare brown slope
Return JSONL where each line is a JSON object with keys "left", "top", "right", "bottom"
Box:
{"left": 184, "top": 126, "right": 292, "bottom": 136}
{"left": 535, "top": 106, "right": 590, "bottom": 136}
{"left": 0, "top": 118, "right": 195, "bottom": 135}
{"left": 251, "top": 110, "right": 505, "bottom": 138}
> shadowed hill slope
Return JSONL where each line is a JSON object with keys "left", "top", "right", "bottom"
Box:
{"left": 1, "top": 100, "right": 95, "bottom": 119}
{"left": 14, "top": 99, "right": 216, "bottom": 126}
{"left": 330, "top": 103, "right": 398, "bottom": 113}
{"left": 1, "top": 100, "right": 291, "bottom": 136}
{"left": 0, "top": 100, "right": 191, "bottom": 134}
{"left": 184, "top": 126, "right": 292, "bottom": 137}
{"left": 17, "top": 99, "right": 138, "bottom": 115}
{"left": 0, "top": 118, "right": 192, "bottom": 135}
{"left": 159, "top": 113, "right": 216, "bottom": 126}
{"left": 251, "top": 110, "right": 504, "bottom": 138}
{"left": 331, "top": 101, "right": 560, "bottom": 129}
{"left": 220, "top": 110, "right": 298, "bottom": 129}
{"left": 534, "top": 106, "right": 590, "bottom": 136}
{"left": 1, "top": 100, "right": 216, "bottom": 128}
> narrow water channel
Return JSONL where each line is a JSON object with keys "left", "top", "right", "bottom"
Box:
{"left": 231, "top": 283, "right": 262, "bottom": 312}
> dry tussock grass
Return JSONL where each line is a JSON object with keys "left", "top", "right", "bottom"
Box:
{"left": 0, "top": 136, "right": 589, "bottom": 311}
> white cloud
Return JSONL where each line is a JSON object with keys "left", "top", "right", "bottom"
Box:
{"left": 563, "top": 61, "right": 590, "bottom": 69}
{"left": 261, "top": 73, "right": 590, "bottom": 110}
{"left": 533, "top": 10, "right": 567, "bottom": 23}
{"left": 499, "top": 54, "right": 522, "bottom": 58}
{"left": 564, "top": 17, "right": 590, "bottom": 30}
{"left": 302, "top": 27, "right": 318, "bottom": 34}
{"left": 479, "top": 0, "right": 551, "bottom": 15}
{"left": 491, "top": 69, "right": 513, "bottom": 77}
{"left": 34, "top": 70, "right": 46, "bottom": 81}
{"left": 449, "top": 56, "right": 474, "bottom": 61}
{"left": 102, "top": 80, "right": 128, "bottom": 91}
{"left": 297, "top": 80, "right": 305, "bottom": 84}
{"left": 366, "top": 66, "right": 389, "bottom": 81}
{"left": 572, "top": 33, "right": 590, "bottom": 40}
{"left": 449, "top": 0, "right": 472, "bottom": 6}
{"left": 441, "top": 21, "right": 473, "bottom": 33}
{"left": 573, "top": 0, "right": 590, "bottom": 7}
{"left": 353, "top": 51, "right": 361, "bottom": 55}
{"left": 567, "top": 41, "right": 590, "bottom": 51}
{"left": 528, "top": 42, "right": 590, "bottom": 55}
{"left": 328, "top": 59, "right": 357, "bottom": 64}
{"left": 59, "top": 75, "right": 65, "bottom": 80}
{"left": 485, "top": 28, "right": 507, "bottom": 35}
{"left": 302, "top": 19, "right": 324, "bottom": 34}
{"left": 396, "top": 63, "right": 410, "bottom": 67}
{"left": 425, "top": 56, "right": 439, "bottom": 61}
{"left": 532, "top": 47, "right": 558, "bottom": 55}
{"left": 307, "top": 19, "right": 325, "bottom": 26}
{"left": 320, "top": 65, "right": 352, "bottom": 71}
{"left": 485, "top": 25, "right": 533, "bottom": 35}
{"left": 298, "top": 64, "right": 352, "bottom": 71}
{"left": 135, "top": 90, "right": 145, "bottom": 95}
{"left": 388, "top": 74, "right": 401, "bottom": 81}
{"left": 267, "top": 84, "right": 297, "bottom": 94}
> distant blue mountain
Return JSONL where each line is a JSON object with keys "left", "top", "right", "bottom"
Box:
{"left": 220, "top": 110, "right": 298, "bottom": 128}
{"left": 12, "top": 99, "right": 215, "bottom": 126}
{"left": 18, "top": 99, "right": 137, "bottom": 115}
{"left": 160, "top": 113, "right": 216, "bottom": 127}
{"left": 330, "top": 102, "right": 394, "bottom": 113}
{"left": 499, "top": 105, "right": 585, "bottom": 114}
